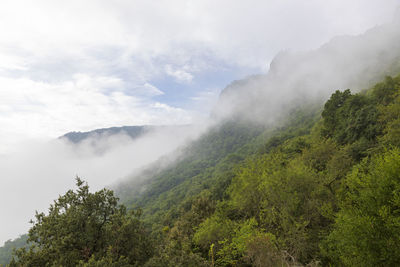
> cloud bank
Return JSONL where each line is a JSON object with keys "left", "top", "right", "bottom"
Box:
{"left": 0, "top": 0, "right": 399, "bottom": 153}
{"left": 214, "top": 16, "right": 400, "bottom": 124}
{"left": 0, "top": 123, "right": 208, "bottom": 245}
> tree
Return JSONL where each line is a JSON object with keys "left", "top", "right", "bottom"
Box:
{"left": 10, "top": 177, "right": 152, "bottom": 267}
{"left": 0, "top": 235, "right": 28, "bottom": 266}
{"left": 321, "top": 89, "right": 352, "bottom": 139}
{"left": 322, "top": 89, "right": 381, "bottom": 146}
{"left": 324, "top": 148, "right": 400, "bottom": 266}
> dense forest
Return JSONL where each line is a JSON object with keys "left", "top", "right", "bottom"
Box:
{"left": 2, "top": 73, "right": 400, "bottom": 266}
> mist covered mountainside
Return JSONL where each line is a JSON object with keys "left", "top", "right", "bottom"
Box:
{"left": 112, "top": 74, "right": 400, "bottom": 266}
{"left": 60, "top": 125, "right": 191, "bottom": 144}
{"left": 117, "top": 16, "right": 400, "bottom": 220}
{"left": 214, "top": 16, "right": 400, "bottom": 123}
{"left": 2, "top": 18, "right": 400, "bottom": 266}
{"left": 110, "top": 18, "right": 400, "bottom": 266}
{"left": 4, "top": 73, "right": 400, "bottom": 265}
{"left": 60, "top": 126, "right": 150, "bottom": 143}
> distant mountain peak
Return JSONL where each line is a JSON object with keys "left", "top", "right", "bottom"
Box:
{"left": 60, "top": 125, "right": 191, "bottom": 144}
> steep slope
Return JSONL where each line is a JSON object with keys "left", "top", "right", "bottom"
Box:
{"left": 117, "top": 17, "right": 400, "bottom": 229}
{"left": 214, "top": 16, "right": 400, "bottom": 123}
{"left": 142, "top": 73, "right": 400, "bottom": 266}
{"left": 112, "top": 18, "right": 400, "bottom": 266}
{"left": 4, "top": 72, "right": 400, "bottom": 266}
{"left": 2, "top": 18, "right": 400, "bottom": 266}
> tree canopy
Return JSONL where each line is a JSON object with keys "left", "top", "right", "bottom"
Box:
{"left": 10, "top": 177, "right": 152, "bottom": 267}
{"left": 2, "top": 73, "right": 400, "bottom": 266}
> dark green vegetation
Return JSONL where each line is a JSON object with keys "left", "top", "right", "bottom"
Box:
{"left": 2, "top": 74, "right": 400, "bottom": 266}
{"left": 0, "top": 235, "right": 28, "bottom": 266}
{"left": 120, "top": 74, "right": 400, "bottom": 266}
{"left": 7, "top": 178, "right": 151, "bottom": 267}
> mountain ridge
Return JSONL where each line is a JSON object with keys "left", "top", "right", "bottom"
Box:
{"left": 60, "top": 124, "right": 192, "bottom": 144}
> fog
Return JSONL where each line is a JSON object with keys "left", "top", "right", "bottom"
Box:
{"left": 214, "top": 16, "right": 400, "bottom": 125}
{"left": 0, "top": 123, "right": 209, "bottom": 245}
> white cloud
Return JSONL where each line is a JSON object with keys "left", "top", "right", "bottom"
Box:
{"left": 72, "top": 74, "right": 124, "bottom": 93}
{"left": 0, "top": 52, "right": 28, "bottom": 71}
{"left": 0, "top": 75, "right": 191, "bottom": 153}
{"left": 136, "top": 83, "right": 165, "bottom": 97}
{"left": 0, "top": 123, "right": 208, "bottom": 246}
{"left": 0, "top": 0, "right": 397, "bottom": 78}
{"left": 165, "top": 65, "right": 194, "bottom": 83}
{"left": 189, "top": 88, "right": 221, "bottom": 117}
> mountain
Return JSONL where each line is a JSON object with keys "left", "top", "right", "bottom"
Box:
{"left": 5, "top": 72, "right": 400, "bottom": 265}
{"left": 213, "top": 16, "right": 400, "bottom": 123}
{"left": 112, "top": 18, "right": 400, "bottom": 266}
{"left": 0, "top": 235, "right": 28, "bottom": 266}
{"left": 114, "top": 72, "right": 400, "bottom": 266}
{"left": 60, "top": 125, "right": 191, "bottom": 144}
{"left": 118, "top": 16, "right": 400, "bottom": 225}
{"left": 3, "top": 18, "right": 400, "bottom": 266}
{"left": 60, "top": 126, "right": 150, "bottom": 143}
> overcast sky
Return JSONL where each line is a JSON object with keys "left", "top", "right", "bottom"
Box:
{"left": 0, "top": 0, "right": 399, "bottom": 153}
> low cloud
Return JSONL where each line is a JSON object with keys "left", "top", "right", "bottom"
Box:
{"left": 213, "top": 17, "right": 400, "bottom": 125}
{"left": 0, "top": 74, "right": 191, "bottom": 154}
{"left": 0, "top": 123, "right": 209, "bottom": 245}
{"left": 0, "top": 0, "right": 398, "bottom": 152}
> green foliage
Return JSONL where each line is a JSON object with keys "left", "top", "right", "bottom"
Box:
{"left": 129, "top": 73, "right": 400, "bottom": 265}
{"left": 215, "top": 219, "right": 258, "bottom": 266}
{"left": 10, "top": 178, "right": 152, "bottom": 267}
{"left": 229, "top": 156, "right": 329, "bottom": 263}
{"left": 0, "top": 235, "right": 28, "bottom": 266}
{"left": 193, "top": 73, "right": 400, "bottom": 265}
{"left": 3, "top": 73, "right": 400, "bottom": 266}
{"left": 324, "top": 148, "right": 400, "bottom": 266}
{"left": 322, "top": 89, "right": 381, "bottom": 145}
{"left": 321, "top": 89, "right": 352, "bottom": 139}
{"left": 228, "top": 152, "right": 287, "bottom": 218}
{"left": 193, "top": 215, "right": 236, "bottom": 253}
{"left": 144, "top": 221, "right": 209, "bottom": 266}
{"left": 117, "top": 121, "right": 264, "bottom": 228}
{"left": 378, "top": 78, "right": 400, "bottom": 147}
{"left": 371, "top": 76, "right": 399, "bottom": 105}
{"left": 242, "top": 232, "right": 282, "bottom": 267}
{"left": 143, "top": 238, "right": 208, "bottom": 267}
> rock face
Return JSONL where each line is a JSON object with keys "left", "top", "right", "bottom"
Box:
{"left": 213, "top": 18, "right": 400, "bottom": 124}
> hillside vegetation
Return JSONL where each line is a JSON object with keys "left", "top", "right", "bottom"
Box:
{"left": 2, "top": 10, "right": 400, "bottom": 267}
{"left": 3, "top": 74, "right": 400, "bottom": 266}
{"left": 112, "top": 74, "right": 399, "bottom": 266}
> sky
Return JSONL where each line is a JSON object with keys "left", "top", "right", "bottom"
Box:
{"left": 0, "top": 0, "right": 399, "bottom": 153}
{"left": 1, "top": 0, "right": 400, "bottom": 245}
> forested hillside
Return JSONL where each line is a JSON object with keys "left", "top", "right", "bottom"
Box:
{"left": 2, "top": 17, "right": 400, "bottom": 266}
{"left": 0, "top": 236, "right": 28, "bottom": 266}
{"left": 3, "top": 74, "right": 400, "bottom": 267}
{"left": 132, "top": 73, "right": 400, "bottom": 266}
